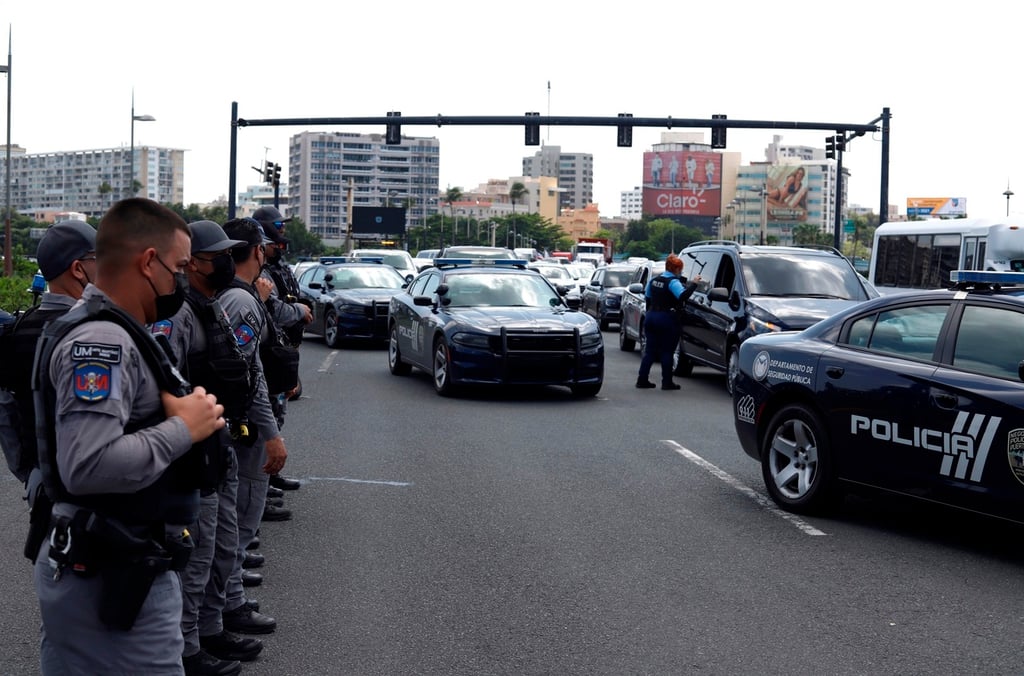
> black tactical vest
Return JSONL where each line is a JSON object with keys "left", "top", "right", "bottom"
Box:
{"left": 183, "top": 288, "right": 256, "bottom": 421}
{"left": 0, "top": 305, "right": 70, "bottom": 482}
{"left": 33, "top": 295, "right": 200, "bottom": 526}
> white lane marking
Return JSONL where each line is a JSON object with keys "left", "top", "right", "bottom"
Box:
{"left": 306, "top": 476, "right": 412, "bottom": 487}
{"left": 661, "top": 439, "right": 827, "bottom": 536}
{"left": 317, "top": 351, "right": 338, "bottom": 372}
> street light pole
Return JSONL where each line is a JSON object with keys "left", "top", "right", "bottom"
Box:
{"left": 2, "top": 28, "right": 11, "bottom": 277}
{"left": 1004, "top": 183, "right": 1014, "bottom": 218}
{"left": 128, "top": 88, "right": 155, "bottom": 199}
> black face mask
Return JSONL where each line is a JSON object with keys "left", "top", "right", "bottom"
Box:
{"left": 149, "top": 256, "right": 188, "bottom": 321}
{"left": 203, "top": 253, "right": 236, "bottom": 291}
{"left": 266, "top": 246, "right": 282, "bottom": 264}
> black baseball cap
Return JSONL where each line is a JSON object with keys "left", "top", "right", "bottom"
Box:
{"left": 188, "top": 220, "right": 246, "bottom": 254}
{"left": 252, "top": 206, "right": 291, "bottom": 229}
{"left": 36, "top": 220, "right": 97, "bottom": 281}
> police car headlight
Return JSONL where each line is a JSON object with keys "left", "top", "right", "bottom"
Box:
{"left": 451, "top": 332, "right": 490, "bottom": 349}
{"left": 749, "top": 316, "right": 783, "bottom": 334}
{"left": 339, "top": 303, "right": 364, "bottom": 314}
{"left": 580, "top": 331, "right": 603, "bottom": 349}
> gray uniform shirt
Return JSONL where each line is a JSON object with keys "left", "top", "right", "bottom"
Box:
{"left": 37, "top": 291, "right": 77, "bottom": 313}
{"left": 218, "top": 279, "right": 279, "bottom": 442}
{"left": 49, "top": 285, "right": 191, "bottom": 496}
{"left": 151, "top": 300, "right": 202, "bottom": 368}
{"left": 261, "top": 267, "right": 306, "bottom": 329}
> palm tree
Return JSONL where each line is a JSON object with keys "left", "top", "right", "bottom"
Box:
{"left": 508, "top": 181, "right": 527, "bottom": 248}
{"left": 98, "top": 181, "right": 113, "bottom": 211}
{"left": 445, "top": 186, "right": 463, "bottom": 247}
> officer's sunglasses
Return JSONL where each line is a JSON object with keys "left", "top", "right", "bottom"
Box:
{"left": 272, "top": 220, "right": 286, "bottom": 230}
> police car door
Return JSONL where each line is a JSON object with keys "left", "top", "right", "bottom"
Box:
{"left": 925, "top": 298, "right": 1024, "bottom": 520}
{"left": 823, "top": 302, "right": 947, "bottom": 490}
{"left": 680, "top": 250, "right": 724, "bottom": 367}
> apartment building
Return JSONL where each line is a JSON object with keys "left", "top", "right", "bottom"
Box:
{"left": 0, "top": 144, "right": 184, "bottom": 219}
{"left": 286, "top": 131, "right": 440, "bottom": 246}
{"left": 522, "top": 145, "right": 593, "bottom": 210}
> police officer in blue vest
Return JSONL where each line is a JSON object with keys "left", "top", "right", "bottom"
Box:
{"left": 32, "top": 199, "right": 226, "bottom": 674}
{"left": 636, "top": 254, "right": 701, "bottom": 390}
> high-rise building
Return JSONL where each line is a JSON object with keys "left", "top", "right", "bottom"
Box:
{"left": 522, "top": 145, "right": 593, "bottom": 210}
{"left": 619, "top": 186, "right": 643, "bottom": 221}
{"left": 286, "top": 131, "right": 440, "bottom": 246}
{"left": 0, "top": 144, "right": 184, "bottom": 219}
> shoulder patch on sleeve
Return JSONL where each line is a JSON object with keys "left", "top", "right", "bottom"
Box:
{"left": 150, "top": 320, "right": 173, "bottom": 338}
{"left": 73, "top": 362, "right": 114, "bottom": 401}
{"left": 70, "top": 342, "right": 122, "bottom": 364}
{"left": 234, "top": 324, "right": 256, "bottom": 347}
{"left": 244, "top": 311, "right": 259, "bottom": 328}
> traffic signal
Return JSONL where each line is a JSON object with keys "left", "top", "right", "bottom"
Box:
{"left": 617, "top": 113, "right": 633, "bottom": 147}
{"left": 825, "top": 136, "right": 836, "bottom": 159}
{"left": 386, "top": 111, "right": 401, "bottom": 145}
{"left": 711, "top": 114, "right": 727, "bottom": 149}
{"left": 836, "top": 135, "right": 846, "bottom": 152}
{"left": 272, "top": 162, "right": 281, "bottom": 187}
{"left": 264, "top": 163, "right": 273, "bottom": 183}
{"left": 525, "top": 112, "right": 540, "bottom": 146}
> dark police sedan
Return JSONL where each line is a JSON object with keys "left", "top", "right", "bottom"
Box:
{"left": 732, "top": 270, "right": 1024, "bottom": 525}
{"left": 296, "top": 259, "right": 408, "bottom": 347}
{"left": 387, "top": 258, "right": 604, "bottom": 397}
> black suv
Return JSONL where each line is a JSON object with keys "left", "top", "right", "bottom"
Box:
{"left": 581, "top": 263, "right": 638, "bottom": 329}
{"left": 677, "top": 241, "right": 878, "bottom": 393}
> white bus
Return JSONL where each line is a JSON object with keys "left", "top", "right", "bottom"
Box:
{"left": 868, "top": 217, "right": 1024, "bottom": 293}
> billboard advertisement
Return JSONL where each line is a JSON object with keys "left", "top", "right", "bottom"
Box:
{"left": 764, "top": 165, "right": 809, "bottom": 223}
{"left": 351, "top": 207, "right": 407, "bottom": 235}
{"left": 906, "top": 197, "right": 967, "bottom": 218}
{"left": 642, "top": 150, "right": 722, "bottom": 218}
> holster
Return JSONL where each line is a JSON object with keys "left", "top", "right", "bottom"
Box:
{"left": 81, "top": 511, "right": 177, "bottom": 631}
{"left": 23, "top": 479, "right": 52, "bottom": 562}
{"left": 98, "top": 555, "right": 169, "bottom": 631}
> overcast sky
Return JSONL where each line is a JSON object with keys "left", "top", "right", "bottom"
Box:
{"left": 4, "top": 0, "right": 1021, "bottom": 220}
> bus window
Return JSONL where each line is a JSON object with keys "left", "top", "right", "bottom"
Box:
{"left": 963, "top": 237, "right": 977, "bottom": 270}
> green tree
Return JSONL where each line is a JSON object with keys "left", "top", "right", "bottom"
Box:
{"left": 623, "top": 240, "right": 658, "bottom": 260}
{"left": 282, "top": 217, "right": 324, "bottom": 258}
{"left": 508, "top": 182, "right": 528, "bottom": 247}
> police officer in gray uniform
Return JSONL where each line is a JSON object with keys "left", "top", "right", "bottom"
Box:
{"left": 218, "top": 217, "right": 288, "bottom": 635}
{"left": 1, "top": 220, "right": 96, "bottom": 484}
{"left": 33, "top": 198, "right": 225, "bottom": 675}
{"left": 154, "top": 221, "right": 262, "bottom": 675}
{"left": 254, "top": 207, "right": 309, "bottom": 495}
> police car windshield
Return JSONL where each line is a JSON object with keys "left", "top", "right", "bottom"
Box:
{"left": 741, "top": 253, "right": 867, "bottom": 300}
{"left": 328, "top": 266, "right": 405, "bottom": 289}
{"left": 445, "top": 273, "right": 561, "bottom": 307}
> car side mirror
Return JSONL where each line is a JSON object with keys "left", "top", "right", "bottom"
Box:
{"left": 729, "top": 290, "right": 741, "bottom": 311}
{"left": 413, "top": 295, "right": 434, "bottom": 307}
{"left": 308, "top": 282, "right": 322, "bottom": 290}
{"left": 627, "top": 282, "right": 644, "bottom": 294}
{"left": 564, "top": 295, "right": 582, "bottom": 310}
{"left": 708, "top": 287, "right": 729, "bottom": 303}
{"left": 324, "top": 273, "right": 333, "bottom": 282}
{"left": 405, "top": 274, "right": 414, "bottom": 284}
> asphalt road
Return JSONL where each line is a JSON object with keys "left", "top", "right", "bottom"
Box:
{"left": 2, "top": 328, "right": 1024, "bottom": 675}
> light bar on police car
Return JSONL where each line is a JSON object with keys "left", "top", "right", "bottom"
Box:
{"left": 949, "top": 270, "right": 1024, "bottom": 284}
{"left": 432, "top": 258, "right": 529, "bottom": 268}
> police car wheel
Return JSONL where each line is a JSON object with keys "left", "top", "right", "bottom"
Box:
{"left": 324, "top": 309, "right": 342, "bottom": 348}
{"left": 432, "top": 338, "right": 457, "bottom": 396}
{"left": 761, "top": 404, "right": 836, "bottom": 515}
{"left": 388, "top": 324, "right": 411, "bottom": 376}
{"left": 619, "top": 323, "right": 636, "bottom": 352}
